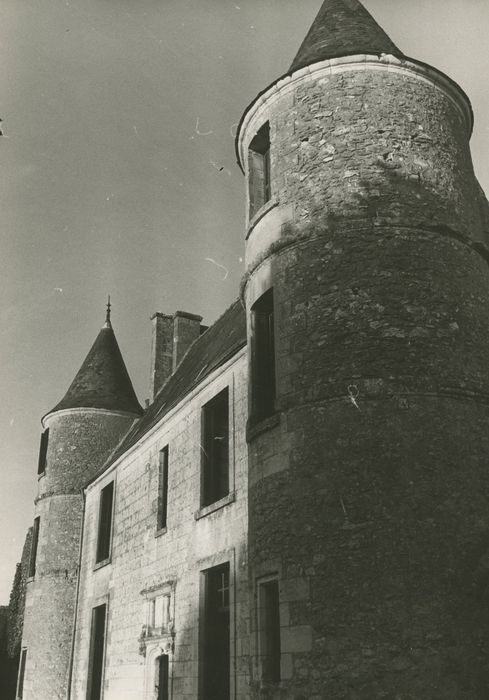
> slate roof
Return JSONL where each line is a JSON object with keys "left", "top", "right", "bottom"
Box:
{"left": 290, "top": 0, "right": 403, "bottom": 73}
{"left": 49, "top": 321, "right": 143, "bottom": 416}
{"left": 94, "top": 299, "right": 247, "bottom": 478}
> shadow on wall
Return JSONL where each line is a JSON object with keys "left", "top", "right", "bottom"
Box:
{"left": 292, "top": 157, "right": 489, "bottom": 249}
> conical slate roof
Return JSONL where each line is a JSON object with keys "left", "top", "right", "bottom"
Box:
{"left": 290, "top": 0, "right": 403, "bottom": 73}
{"left": 50, "top": 313, "right": 143, "bottom": 416}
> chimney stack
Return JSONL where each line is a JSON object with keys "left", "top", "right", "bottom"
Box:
{"left": 149, "top": 310, "right": 203, "bottom": 403}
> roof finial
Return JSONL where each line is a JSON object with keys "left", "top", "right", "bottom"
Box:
{"left": 105, "top": 295, "right": 112, "bottom": 328}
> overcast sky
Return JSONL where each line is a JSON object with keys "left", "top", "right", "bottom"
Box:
{"left": 0, "top": 0, "right": 488, "bottom": 603}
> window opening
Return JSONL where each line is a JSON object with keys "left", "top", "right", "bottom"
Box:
{"left": 86, "top": 603, "right": 107, "bottom": 700}
{"left": 28, "top": 517, "right": 40, "bottom": 579}
{"left": 201, "top": 563, "right": 230, "bottom": 700}
{"left": 248, "top": 122, "right": 271, "bottom": 219}
{"left": 16, "top": 648, "right": 27, "bottom": 699}
{"left": 202, "top": 388, "right": 229, "bottom": 507}
{"left": 37, "top": 429, "right": 49, "bottom": 475}
{"left": 157, "top": 446, "right": 169, "bottom": 530}
{"left": 258, "top": 578, "right": 281, "bottom": 683}
{"left": 96, "top": 482, "right": 114, "bottom": 563}
{"left": 251, "top": 289, "right": 276, "bottom": 421}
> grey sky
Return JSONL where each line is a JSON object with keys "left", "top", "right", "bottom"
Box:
{"left": 1, "top": 0, "right": 488, "bottom": 602}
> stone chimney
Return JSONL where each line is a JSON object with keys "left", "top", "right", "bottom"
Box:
{"left": 149, "top": 310, "right": 203, "bottom": 403}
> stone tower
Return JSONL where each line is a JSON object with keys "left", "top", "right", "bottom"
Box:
{"left": 20, "top": 306, "right": 142, "bottom": 700}
{"left": 237, "top": 0, "right": 489, "bottom": 697}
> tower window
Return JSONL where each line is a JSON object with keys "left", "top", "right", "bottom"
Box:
{"left": 28, "top": 517, "right": 40, "bottom": 579}
{"left": 250, "top": 289, "right": 276, "bottom": 422}
{"left": 201, "top": 563, "right": 230, "bottom": 700}
{"left": 201, "top": 388, "right": 229, "bottom": 507}
{"left": 157, "top": 446, "right": 169, "bottom": 531}
{"left": 257, "top": 578, "right": 281, "bottom": 683}
{"left": 96, "top": 482, "right": 114, "bottom": 564}
{"left": 37, "top": 429, "right": 49, "bottom": 475}
{"left": 16, "top": 648, "right": 27, "bottom": 699}
{"left": 86, "top": 603, "right": 107, "bottom": 700}
{"left": 248, "top": 122, "right": 271, "bottom": 219}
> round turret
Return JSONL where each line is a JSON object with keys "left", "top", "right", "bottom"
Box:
{"left": 239, "top": 1, "right": 489, "bottom": 697}
{"left": 20, "top": 306, "right": 142, "bottom": 700}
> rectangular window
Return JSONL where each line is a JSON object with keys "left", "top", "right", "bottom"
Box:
{"left": 96, "top": 482, "right": 114, "bottom": 564}
{"left": 248, "top": 122, "right": 271, "bottom": 219}
{"left": 16, "top": 648, "right": 27, "bottom": 699}
{"left": 201, "top": 563, "right": 230, "bottom": 700}
{"left": 201, "top": 388, "right": 229, "bottom": 507}
{"left": 37, "top": 429, "right": 49, "bottom": 475}
{"left": 251, "top": 289, "right": 276, "bottom": 421}
{"left": 157, "top": 655, "right": 169, "bottom": 700}
{"left": 258, "top": 578, "right": 281, "bottom": 683}
{"left": 28, "top": 517, "right": 40, "bottom": 579}
{"left": 86, "top": 603, "right": 107, "bottom": 700}
{"left": 157, "top": 446, "right": 169, "bottom": 530}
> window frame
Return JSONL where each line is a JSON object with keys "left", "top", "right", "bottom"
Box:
{"left": 37, "top": 429, "right": 49, "bottom": 476}
{"left": 248, "top": 121, "right": 271, "bottom": 220}
{"left": 28, "top": 517, "right": 40, "bottom": 579}
{"left": 86, "top": 601, "right": 108, "bottom": 700}
{"left": 250, "top": 288, "right": 276, "bottom": 423}
{"left": 257, "top": 575, "right": 281, "bottom": 684}
{"left": 157, "top": 446, "right": 169, "bottom": 532}
{"left": 95, "top": 481, "right": 115, "bottom": 566}
{"left": 201, "top": 387, "right": 230, "bottom": 508}
{"left": 199, "top": 562, "right": 231, "bottom": 700}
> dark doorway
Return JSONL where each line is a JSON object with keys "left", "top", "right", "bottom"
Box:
{"left": 202, "top": 563, "right": 230, "bottom": 700}
{"left": 156, "top": 654, "right": 169, "bottom": 700}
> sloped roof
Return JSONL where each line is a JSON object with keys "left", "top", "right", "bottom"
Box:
{"left": 290, "top": 0, "right": 402, "bottom": 73}
{"left": 95, "top": 299, "right": 246, "bottom": 477}
{"left": 49, "top": 321, "right": 143, "bottom": 416}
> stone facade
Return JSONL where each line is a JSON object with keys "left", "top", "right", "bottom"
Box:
{"left": 12, "top": 1, "right": 489, "bottom": 698}
{"left": 70, "top": 351, "right": 248, "bottom": 700}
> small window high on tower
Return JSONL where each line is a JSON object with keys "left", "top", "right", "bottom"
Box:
{"left": 248, "top": 122, "right": 271, "bottom": 219}
{"left": 37, "top": 429, "right": 49, "bottom": 475}
{"left": 28, "top": 517, "right": 40, "bottom": 579}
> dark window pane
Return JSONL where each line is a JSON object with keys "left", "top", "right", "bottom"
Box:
{"left": 28, "top": 517, "right": 40, "bottom": 578}
{"left": 202, "top": 563, "right": 230, "bottom": 700}
{"left": 249, "top": 122, "right": 271, "bottom": 218}
{"left": 202, "top": 389, "right": 229, "bottom": 507}
{"left": 259, "top": 579, "right": 281, "bottom": 683}
{"left": 87, "top": 604, "right": 106, "bottom": 700}
{"left": 37, "top": 429, "right": 49, "bottom": 475}
{"left": 96, "top": 482, "right": 114, "bottom": 563}
{"left": 251, "top": 289, "right": 276, "bottom": 421}
{"left": 157, "top": 447, "right": 169, "bottom": 530}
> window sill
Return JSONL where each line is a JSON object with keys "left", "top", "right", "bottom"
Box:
{"left": 246, "top": 198, "right": 279, "bottom": 240}
{"left": 26, "top": 576, "right": 35, "bottom": 584}
{"left": 194, "top": 491, "right": 236, "bottom": 520}
{"left": 155, "top": 526, "right": 168, "bottom": 538}
{"left": 37, "top": 471, "right": 45, "bottom": 480}
{"left": 246, "top": 411, "right": 280, "bottom": 442}
{"left": 93, "top": 557, "right": 111, "bottom": 572}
